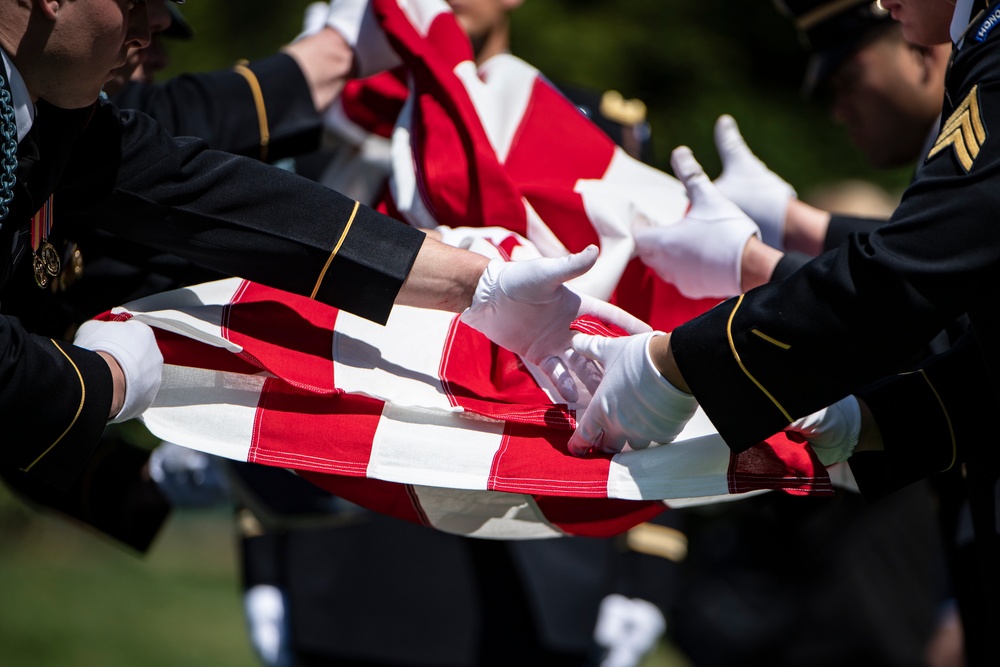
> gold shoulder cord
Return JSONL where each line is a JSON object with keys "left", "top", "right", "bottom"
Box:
{"left": 22, "top": 341, "right": 86, "bottom": 473}
{"left": 726, "top": 294, "right": 793, "bottom": 422}
{"left": 233, "top": 60, "right": 271, "bottom": 163}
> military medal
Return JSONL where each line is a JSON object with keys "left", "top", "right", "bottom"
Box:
{"left": 30, "top": 194, "right": 59, "bottom": 288}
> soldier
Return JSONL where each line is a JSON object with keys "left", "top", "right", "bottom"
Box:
{"left": 0, "top": 0, "right": 645, "bottom": 503}
{"left": 570, "top": 0, "right": 1000, "bottom": 662}
{"left": 660, "top": 3, "right": 963, "bottom": 664}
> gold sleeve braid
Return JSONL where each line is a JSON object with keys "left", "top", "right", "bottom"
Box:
{"left": 310, "top": 200, "right": 361, "bottom": 300}
{"left": 726, "top": 294, "right": 793, "bottom": 422}
{"left": 232, "top": 60, "right": 271, "bottom": 163}
{"left": 916, "top": 369, "right": 958, "bottom": 471}
{"left": 22, "top": 340, "right": 86, "bottom": 473}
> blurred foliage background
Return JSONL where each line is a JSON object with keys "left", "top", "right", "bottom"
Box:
{"left": 2, "top": 2, "right": 914, "bottom": 666}
{"left": 163, "top": 0, "right": 914, "bottom": 198}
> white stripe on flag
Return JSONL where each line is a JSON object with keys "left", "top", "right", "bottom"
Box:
{"left": 368, "top": 404, "right": 504, "bottom": 489}
{"left": 333, "top": 306, "right": 456, "bottom": 409}
{"left": 142, "top": 366, "right": 264, "bottom": 463}
{"left": 117, "top": 278, "right": 245, "bottom": 352}
{"left": 461, "top": 55, "right": 538, "bottom": 163}
{"left": 412, "top": 485, "right": 564, "bottom": 539}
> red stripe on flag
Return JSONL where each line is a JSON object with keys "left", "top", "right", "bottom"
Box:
{"left": 727, "top": 433, "right": 835, "bottom": 496}
{"left": 376, "top": 0, "right": 529, "bottom": 235}
{"left": 298, "top": 473, "right": 431, "bottom": 527}
{"left": 611, "top": 260, "right": 723, "bottom": 334}
{"left": 226, "top": 281, "right": 340, "bottom": 393}
{"left": 340, "top": 68, "right": 408, "bottom": 138}
{"left": 533, "top": 495, "right": 664, "bottom": 538}
{"left": 488, "top": 421, "right": 613, "bottom": 497}
{"left": 248, "top": 378, "right": 381, "bottom": 476}
{"left": 440, "top": 318, "right": 572, "bottom": 426}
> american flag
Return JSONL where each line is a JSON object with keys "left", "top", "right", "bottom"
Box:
{"left": 112, "top": 0, "right": 833, "bottom": 539}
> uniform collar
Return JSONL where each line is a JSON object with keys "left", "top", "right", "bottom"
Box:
{"left": 953, "top": 0, "right": 982, "bottom": 46}
{"left": 1, "top": 50, "right": 35, "bottom": 144}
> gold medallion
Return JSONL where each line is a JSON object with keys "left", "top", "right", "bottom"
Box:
{"left": 40, "top": 240, "right": 61, "bottom": 277}
{"left": 32, "top": 253, "right": 49, "bottom": 288}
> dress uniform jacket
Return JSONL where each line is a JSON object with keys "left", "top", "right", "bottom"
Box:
{"left": 0, "top": 62, "right": 425, "bottom": 494}
{"left": 0, "top": 52, "right": 331, "bottom": 552}
{"left": 671, "top": 2, "right": 1000, "bottom": 457}
{"left": 110, "top": 53, "right": 322, "bottom": 163}
{"left": 671, "top": 2, "right": 1000, "bottom": 656}
{"left": 1, "top": 52, "right": 326, "bottom": 340}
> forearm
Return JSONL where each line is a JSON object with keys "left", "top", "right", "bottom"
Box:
{"left": 740, "top": 237, "right": 784, "bottom": 292}
{"left": 782, "top": 199, "right": 832, "bottom": 256}
{"left": 394, "top": 236, "right": 490, "bottom": 313}
{"left": 281, "top": 28, "right": 353, "bottom": 113}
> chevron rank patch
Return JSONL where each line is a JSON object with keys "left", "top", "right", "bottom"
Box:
{"left": 927, "top": 85, "right": 986, "bottom": 172}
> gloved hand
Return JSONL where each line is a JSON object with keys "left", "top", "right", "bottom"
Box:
{"left": 74, "top": 319, "right": 163, "bottom": 424}
{"left": 460, "top": 246, "right": 652, "bottom": 403}
{"left": 324, "top": 0, "right": 404, "bottom": 77}
{"left": 786, "top": 396, "right": 862, "bottom": 465}
{"left": 566, "top": 332, "right": 698, "bottom": 456}
{"left": 298, "top": 1, "right": 332, "bottom": 37}
{"left": 635, "top": 146, "right": 760, "bottom": 299}
{"left": 435, "top": 225, "right": 521, "bottom": 249}
{"left": 712, "top": 115, "right": 796, "bottom": 250}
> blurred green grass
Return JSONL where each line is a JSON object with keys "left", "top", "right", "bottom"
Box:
{"left": 0, "top": 491, "right": 257, "bottom": 667}
{"left": 0, "top": 486, "right": 692, "bottom": 667}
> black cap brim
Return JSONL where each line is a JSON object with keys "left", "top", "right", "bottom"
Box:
{"left": 163, "top": 3, "right": 193, "bottom": 40}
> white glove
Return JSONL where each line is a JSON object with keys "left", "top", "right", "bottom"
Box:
{"left": 460, "top": 246, "right": 652, "bottom": 403}
{"left": 567, "top": 332, "right": 697, "bottom": 456}
{"left": 298, "top": 1, "right": 332, "bottom": 38}
{"left": 325, "top": 0, "right": 402, "bottom": 77}
{"left": 73, "top": 319, "right": 163, "bottom": 424}
{"left": 435, "top": 225, "right": 519, "bottom": 249}
{"left": 712, "top": 114, "right": 796, "bottom": 250}
{"left": 786, "top": 396, "right": 862, "bottom": 466}
{"left": 635, "top": 146, "right": 760, "bottom": 299}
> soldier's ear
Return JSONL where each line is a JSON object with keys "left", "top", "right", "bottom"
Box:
{"left": 35, "top": 0, "right": 63, "bottom": 21}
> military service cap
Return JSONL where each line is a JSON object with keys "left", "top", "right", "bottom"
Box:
{"left": 774, "top": 0, "right": 893, "bottom": 94}
{"left": 164, "top": 3, "right": 194, "bottom": 40}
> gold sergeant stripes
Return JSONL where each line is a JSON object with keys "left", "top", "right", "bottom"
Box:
{"left": 233, "top": 61, "right": 271, "bottom": 163}
{"left": 726, "top": 294, "right": 793, "bottom": 422}
{"left": 22, "top": 341, "right": 86, "bottom": 473}
{"left": 928, "top": 85, "right": 987, "bottom": 173}
{"left": 311, "top": 200, "right": 361, "bottom": 300}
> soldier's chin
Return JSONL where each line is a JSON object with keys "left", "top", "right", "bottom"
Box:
{"left": 49, "top": 85, "right": 107, "bottom": 109}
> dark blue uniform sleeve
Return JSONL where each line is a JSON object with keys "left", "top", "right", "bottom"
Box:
{"left": 850, "top": 332, "right": 990, "bottom": 498}
{"left": 671, "top": 35, "right": 1000, "bottom": 452}
{"left": 56, "top": 99, "right": 424, "bottom": 325}
{"left": 110, "top": 53, "right": 321, "bottom": 162}
{"left": 0, "top": 315, "right": 114, "bottom": 490}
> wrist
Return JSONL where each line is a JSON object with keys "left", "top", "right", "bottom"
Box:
{"left": 648, "top": 333, "right": 691, "bottom": 394}
{"left": 97, "top": 350, "right": 126, "bottom": 419}
{"left": 740, "top": 236, "right": 783, "bottom": 291}
{"left": 783, "top": 199, "right": 831, "bottom": 257}
{"left": 281, "top": 28, "right": 353, "bottom": 111}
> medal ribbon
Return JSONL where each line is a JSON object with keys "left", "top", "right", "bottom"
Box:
{"left": 30, "top": 194, "right": 59, "bottom": 288}
{"left": 30, "top": 193, "right": 53, "bottom": 253}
